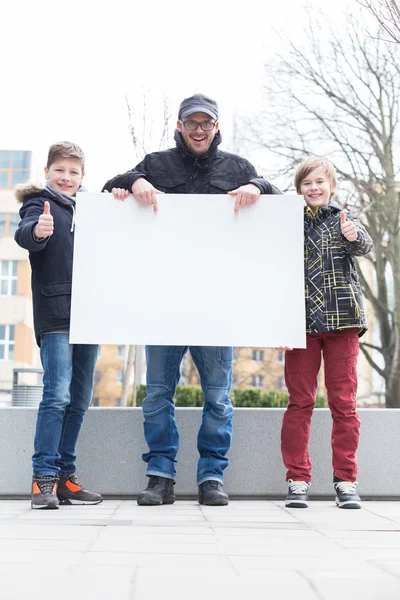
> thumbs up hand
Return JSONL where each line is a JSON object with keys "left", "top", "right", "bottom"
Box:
{"left": 34, "top": 201, "right": 54, "bottom": 239}
{"left": 340, "top": 211, "right": 358, "bottom": 242}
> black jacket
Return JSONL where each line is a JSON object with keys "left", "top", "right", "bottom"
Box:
{"left": 14, "top": 183, "right": 75, "bottom": 345}
{"left": 103, "top": 130, "right": 281, "bottom": 195}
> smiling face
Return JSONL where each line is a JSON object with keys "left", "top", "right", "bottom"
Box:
{"left": 176, "top": 111, "right": 218, "bottom": 156}
{"left": 300, "top": 167, "right": 336, "bottom": 213}
{"left": 44, "top": 158, "right": 84, "bottom": 196}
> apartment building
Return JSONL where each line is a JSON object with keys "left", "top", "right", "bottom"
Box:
{"left": 0, "top": 150, "right": 41, "bottom": 405}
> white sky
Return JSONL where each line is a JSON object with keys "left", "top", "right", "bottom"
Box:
{"left": 1, "top": 0, "right": 357, "bottom": 190}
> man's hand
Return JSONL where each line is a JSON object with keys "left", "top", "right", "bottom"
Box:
{"left": 277, "top": 346, "right": 293, "bottom": 351}
{"left": 34, "top": 201, "right": 53, "bottom": 239}
{"left": 340, "top": 211, "right": 358, "bottom": 242}
{"left": 132, "top": 177, "right": 164, "bottom": 214}
{"left": 228, "top": 183, "right": 261, "bottom": 214}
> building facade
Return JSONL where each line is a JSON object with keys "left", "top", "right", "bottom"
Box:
{"left": 0, "top": 150, "right": 41, "bottom": 406}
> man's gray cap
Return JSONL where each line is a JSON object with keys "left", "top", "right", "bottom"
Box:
{"left": 178, "top": 93, "right": 218, "bottom": 121}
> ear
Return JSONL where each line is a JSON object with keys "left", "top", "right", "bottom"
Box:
{"left": 330, "top": 182, "right": 337, "bottom": 198}
{"left": 176, "top": 119, "right": 182, "bottom": 132}
{"left": 215, "top": 121, "right": 219, "bottom": 132}
{"left": 44, "top": 166, "right": 49, "bottom": 180}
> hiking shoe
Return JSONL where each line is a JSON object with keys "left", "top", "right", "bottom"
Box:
{"left": 285, "top": 480, "right": 310, "bottom": 508}
{"left": 137, "top": 475, "right": 175, "bottom": 506}
{"left": 198, "top": 481, "right": 229, "bottom": 506}
{"left": 334, "top": 480, "right": 362, "bottom": 509}
{"left": 57, "top": 474, "right": 103, "bottom": 505}
{"left": 31, "top": 475, "right": 59, "bottom": 510}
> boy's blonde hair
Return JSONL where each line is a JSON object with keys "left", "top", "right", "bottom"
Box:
{"left": 294, "top": 157, "right": 336, "bottom": 196}
{"left": 47, "top": 141, "right": 85, "bottom": 171}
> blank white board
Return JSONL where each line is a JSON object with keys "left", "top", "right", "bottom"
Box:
{"left": 70, "top": 193, "right": 306, "bottom": 348}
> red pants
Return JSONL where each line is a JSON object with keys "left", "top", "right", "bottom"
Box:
{"left": 281, "top": 330, "right": 360, "bottom": 482}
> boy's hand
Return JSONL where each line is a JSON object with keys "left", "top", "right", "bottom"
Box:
{"left": 111, "top": 188, "right": 130, "bottom": 201}
{"left": 131, "top": 177, "right": 164, "bottom": 214}
{"left": 340, "top": 211, "right": 358, "bottom": 242}
{"left": 34, "top": 201, "right": 54, "bottom": 239}
{"left": 228, "top": 183, "right": 260, "bottom": 214}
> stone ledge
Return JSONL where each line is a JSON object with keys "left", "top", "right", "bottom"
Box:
{"left": 0, "top": 408, "right": 397, "bottom": 497}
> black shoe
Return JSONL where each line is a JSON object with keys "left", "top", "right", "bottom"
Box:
{"left": 137, "top": 476, "right": 175, "bottom": 506}
{"left": 334, "top": 480, "right": 362, "bottom": 509}
{"left": 285, "top": 479, "right": 310, "bottom": 508}
{"left": 198, "top": 481, "right": 229, "bottom": 506}
{"left": 31, "top": 475, "right": 59, "bottom": 510}
{"left": 57, "top": 474, "right": 103, "bottom": 505}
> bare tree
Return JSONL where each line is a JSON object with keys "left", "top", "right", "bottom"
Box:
{"left": 359, "top": 0, "right": 400, "bottom": 42}
{"left": 120, "top": 93, "right": 172, "bottom": 406}
{"left": 239, "top": 12, "right": 400, "bottom": 406}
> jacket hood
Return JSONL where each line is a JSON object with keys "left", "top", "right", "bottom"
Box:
{"left": 14, "top": 182, "right": 46, "bottom": 204}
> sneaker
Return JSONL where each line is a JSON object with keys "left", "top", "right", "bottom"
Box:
{"left": 137, "top": 475, "right": 175, "bottom": 506}
{"left": 198, "top": 481, "right": 229, "bottom": 506}
{"left": 31, "top": 475, "right": 59, "bottom": 510}
{"left": 285, "top": 479, "right": 310, "bottom": 508}
{"left": 57, "top": 474, "right": 103, "bottom": 505}
{"left": 334, "top": 480, "right": 362, "bottom": 509}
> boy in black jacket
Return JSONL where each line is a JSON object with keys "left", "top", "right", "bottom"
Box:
{"left": 14, "top": 141, "right": 102, "bottom": 509}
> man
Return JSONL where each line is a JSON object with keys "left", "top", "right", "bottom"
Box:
{"left": 103, "top": 93, "right": 281, "bottom": 506}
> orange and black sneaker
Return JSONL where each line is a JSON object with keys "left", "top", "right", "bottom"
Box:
{"left": 57, "top": 474, "right": 103, "bottom": 505}
{"left": 31, "top": 475, "right": 59, "bottom": 510}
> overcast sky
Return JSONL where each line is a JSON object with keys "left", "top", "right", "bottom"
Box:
{"left": 2, "top": 0, "right": 359, "bottom": 190}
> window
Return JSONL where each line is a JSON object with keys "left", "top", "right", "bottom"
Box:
{"left": 9, "top": 214, "right": 19, "bottom": 235}
{"left": 0, "top": 261, "right": 18, "bottom": 295}
{"left": 92, "top": 397, "right": 99, "bottom": 407}
{"left": 251, "top": 375, "right": 264, "bottom": 388}
{"left": 115, "top": 397, "right": 121, "bottom": 407}
{"left": 117, "top": 345, "right": 126, "bottom": 359}
{"left": 0, "top": 214, "right": 5, "bottom": 234}
{"left": 277, "top": 350, "right": 285, "bottom": 364}
{"left": 0, "top": 150, "right": 31, "bottom": 189}
{"left": 233, "top": 347, "right": 240, "bottom": 362}
{"left": 252, "top": 349, "right": 264, "bottom": 362}
{"left": 277, "top": 376, "right": 287, "bottom": 391}
{"left": 0, "top": 325, "right": 15, "bottom": 361}
{"left": 116, "top": 370, "right": 124, "bottom": 385}
{"left": 12, "top": 170, "right": 29, "bottom": 187}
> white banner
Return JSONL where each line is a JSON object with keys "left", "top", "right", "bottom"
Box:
{"left": 70, "top": 193, "right": 306, "bottom": 348}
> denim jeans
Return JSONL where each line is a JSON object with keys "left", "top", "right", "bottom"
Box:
{"left": 32, "top": 333, "right": 98, "bottom": 476}
{"left": 142, "top": 345, "right": 233, "bottom": 485}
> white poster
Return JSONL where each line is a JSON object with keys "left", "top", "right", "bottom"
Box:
{"left": 70, "top": 193, "right": 306, "bottom": 348}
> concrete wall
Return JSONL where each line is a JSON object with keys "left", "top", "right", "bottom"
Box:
{"left": 0, "top": 407, "right": 398, "bottom": 498}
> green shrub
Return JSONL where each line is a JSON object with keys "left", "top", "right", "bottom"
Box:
{"left": 129, "top": 384, "right": 327, "bottom": 408}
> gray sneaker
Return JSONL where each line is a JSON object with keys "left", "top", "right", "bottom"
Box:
{"left": 334, "top": 480, "right": 362, "bottom": 509}
{"left": 57, "top": 474, "right": 102, "bottom": 505}
{"left": 31, "top": 475, "right": 59, "bottom": 510}
{"left": 285, "top": 480, "right": 310, "bottom": 508}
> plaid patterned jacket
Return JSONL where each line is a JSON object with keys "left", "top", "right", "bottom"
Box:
{"left": 304, "top": 200, "right": 373, "bottom": 337}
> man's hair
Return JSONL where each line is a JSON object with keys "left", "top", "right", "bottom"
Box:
{"left": 294, "top": 157, "right": 336, "bottom": 194}
{"left": 46, "top": 141, "right": 85, "bottom": 171}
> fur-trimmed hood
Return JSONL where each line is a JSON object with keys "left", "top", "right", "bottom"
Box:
{"left": 14, "top": 182, "right": 46, "bottom": 204}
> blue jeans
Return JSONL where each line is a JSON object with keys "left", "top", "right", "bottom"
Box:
{"left": 142, "top": 345, "right": 233, "bottom": 485}
{"left": 32, "top": 334, "right": 98, "bottom": 476}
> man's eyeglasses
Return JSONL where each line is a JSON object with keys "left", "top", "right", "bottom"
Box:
{"left": 180, "top": 120, "right": 216, "bottom": 131}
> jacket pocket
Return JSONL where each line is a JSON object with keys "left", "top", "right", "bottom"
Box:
{"left": 40, "top": 282, "right": 72, "bottom": 320}
{"left": 209, "top": 178, "right": 239, "bottom": 193}
{"left": 152, "top": 176, "right": 187, "bottom": 194}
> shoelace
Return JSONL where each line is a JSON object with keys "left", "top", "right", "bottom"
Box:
{"left": 206, "top": 481, "right": 221, "bottom": 490}
{"left": 335, "top": 481, "right": 357, "bottom": 495}
{"left": 35, "top": 476, "right": 57, "bottom": 495}
{"left": 67, "top": 474, "right": 82, "bottom": 486}
{"left": 289, "top": 480, "right": 309, "bottom": 495}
